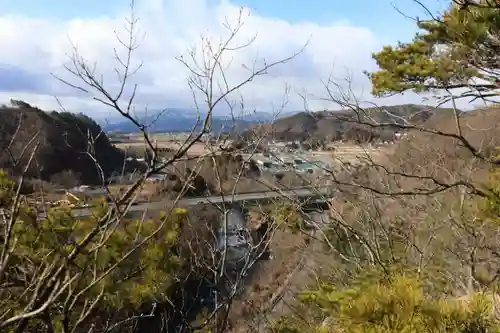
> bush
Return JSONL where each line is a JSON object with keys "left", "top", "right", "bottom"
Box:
{"left": 0, "top": 169, "right": 224, "bottom": 332}
{"left": 271, "top": 270, "right": 498, "bottom": 333}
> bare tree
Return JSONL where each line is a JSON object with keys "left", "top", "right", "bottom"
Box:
{"left": 0, "top": 2, "right": 304, "bottom": 333}
{"left": 230, "top": 2, "right": 500, "bottom": 329}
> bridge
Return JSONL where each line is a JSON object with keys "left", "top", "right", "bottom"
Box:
{"left": 67, "top": 187, "right": 333, "bottom": 218}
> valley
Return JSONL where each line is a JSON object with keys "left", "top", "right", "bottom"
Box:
{"left": 3, "top": 1, "right": 500, "bottom": 332}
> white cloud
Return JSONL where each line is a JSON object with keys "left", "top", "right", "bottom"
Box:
{"left": 0, "top": 0, "right": 467, "bottom": 119}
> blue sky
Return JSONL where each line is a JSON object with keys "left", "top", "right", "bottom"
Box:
{"left": 232, "top": 0, "right": 434, "bottom": 38}
{"left": 0, "top": 0, "right": 461, "bottom": 115}
{"left": 1, "top": 0, "right": 442, "bottom": 40}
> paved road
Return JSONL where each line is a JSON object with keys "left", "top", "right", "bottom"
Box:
{"left": 64, "top": 187, "right": 332, "bottom": 218}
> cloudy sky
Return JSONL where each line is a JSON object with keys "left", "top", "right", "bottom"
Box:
{"left": 0, "top": 0, "right": 472, "bottom": 119}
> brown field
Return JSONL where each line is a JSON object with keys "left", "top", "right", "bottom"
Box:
{"left": 115, "top": 141, "right": 210, "bottom": 155}
{"left": 303, "top": 144, "right": 390, "bottom": 165}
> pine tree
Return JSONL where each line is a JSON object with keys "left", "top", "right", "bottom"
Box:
{"left": 368, "top": 0, "right": 500, "bottom": 102}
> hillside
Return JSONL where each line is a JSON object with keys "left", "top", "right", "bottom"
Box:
{"left": 242, "top": 104, "right": 459, "bottom": 143}
{"left": 0, "top": 100, "right": 144, "bottom": 185}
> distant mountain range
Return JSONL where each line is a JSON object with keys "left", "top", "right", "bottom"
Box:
{"left": 102, "top": 109, "right": 278, "bottom": 133}
{"left": 101, "top": 105, "right": 459, "bottom": 139}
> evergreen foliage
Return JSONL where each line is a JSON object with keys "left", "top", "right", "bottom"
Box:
{"left": 0, "top": 170, "right": 193, "bottom": 332}
{"left": 368, "top": 0, "right": 500, "bottom": 100}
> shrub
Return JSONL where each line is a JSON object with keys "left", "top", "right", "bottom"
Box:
{"left": 272, "top": 271, "right": 498, "bottom": 333}
{"left": 0, "top": 169, "right": 222, "bottom": 332}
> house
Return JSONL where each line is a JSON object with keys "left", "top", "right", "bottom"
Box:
{"left": 295, "top": 163, "right": 315, "bottom": 174}
{"left": 254, "top": 158, "right": 275, "bottom": 170}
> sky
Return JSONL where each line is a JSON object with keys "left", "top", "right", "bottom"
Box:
{"left": 0, "top": 0, "right": 470, "bottom": 119}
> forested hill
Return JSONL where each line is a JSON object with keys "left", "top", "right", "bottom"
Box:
{"left": 242, "top": 104, "right": 460, "bottom": 142}
{"left": 0, "top": 100, "right": 143, "bottom": 185}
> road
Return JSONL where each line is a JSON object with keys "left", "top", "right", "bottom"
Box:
{"left": 64, "top": 187, "right": 332, "bottom": 218}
